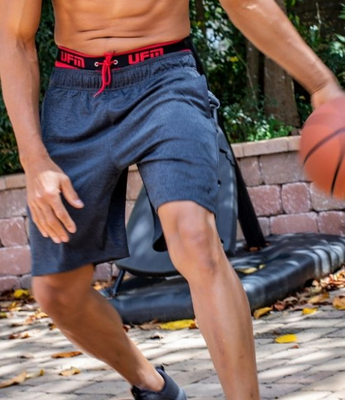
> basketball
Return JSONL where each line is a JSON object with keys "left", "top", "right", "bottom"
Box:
{"left": 300, "top": 97, "right": 345, "bottom": 199}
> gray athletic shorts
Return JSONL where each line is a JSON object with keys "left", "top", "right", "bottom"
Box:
{"left": 29, "top": 51, "right": 220, "bottom": 276}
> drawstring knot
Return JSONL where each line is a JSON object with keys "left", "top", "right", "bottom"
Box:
{"left": 94, "top": 52, "right": 117, "bottom": 97}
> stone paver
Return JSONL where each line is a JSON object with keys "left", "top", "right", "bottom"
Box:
{"left": 1, "top": 288, "right": 345, "bottom": 399}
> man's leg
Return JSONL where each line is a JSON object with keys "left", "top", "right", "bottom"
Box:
{"left": 157, "top": 201, "right": 260, "bottom": 400}
{"left": 32, "top": 267, "right": 165, "bottom": 391}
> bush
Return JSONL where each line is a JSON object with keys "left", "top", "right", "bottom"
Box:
{"left": 1, "top": 2, "right": 344, "bottom": 175}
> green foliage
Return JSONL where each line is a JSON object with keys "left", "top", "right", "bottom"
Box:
{"left": 222, "top": 92, "right": 293, "bottom": 143}
{"left": 0, "top": 1, "right": 344, "bottom": 175}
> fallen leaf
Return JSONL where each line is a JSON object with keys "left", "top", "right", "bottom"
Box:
{"left": 273, "top": 301, "right": 287, "bottom": 312}
{"left": 188, "top": 319, "right": 199, "bottom": 329}
{"left": 284, "top": 296, "right": 299, "bottom": 304}
{"left": 19, "top": 353, "right": 35, "bottom": 359}
{"left": 24, "top": 310, "right": 49, "bottom": 325}
{"left": 8, "top": 302, "right": 19, "bottom": 311}
{"left": 48, "top": 322, "right": 56, "bottom": 330}
{"left": 302, "top": 307, "right": 318, "bottom": 315}
{"left": 13, "top": 289, "right": 30, "bottom": 299}
{"left": 0, "top": 312, "right": 7, "bottom": 319}
{"left": 9, "top": 332, "right": 30, "bottom": 340}
{"left": 59, "top": 367, "right": 80, "bottom": 377}
{"left": 0, "top": 371, "right": 27, "bottom": 389}
{"left": 333, "top": 296, "right": 345, "bottom": 310}
{"left": 158, "top": 320, "right": 196, "bottom": 330}
{"left": 26, "top": 370, "right": 44, "bottom": 380}
{"left": 51, "top": 351, "right": 82, "bottom": 359}
{"left": 253, "top": 307, "right": 272, "bottom": 319}
{"left": 308, "top": 293, "right": 330, "bottom": 305}
{"left": 290, "top": 345, "right": 300, "bottom": 349}
{"left": 275, "top": 334, "right": 298, "bottom": 344}
{"left": 258, "top": 264, "right": 266, "bottom": 270}
{"left": 150, "top": 332, "right": 164, "bottom": 340}
{"left": 138, "top": 320, "right": 160, "bottom": 331}
{"left": 21, "top": 332, "right": 30, "bottom": 339}
{"left": 159, "top": 319, "right": 195, "bottom": 331}
{"left": 236, "top": 267, "right": 257, "bottom": 275}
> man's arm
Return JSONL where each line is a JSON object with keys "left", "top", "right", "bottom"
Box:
{"left": 220, "top": 0, "right": 344, "bottom": 108}
{"left": 0, "top": 0, "right": 47, "bottom": 164}
{"left": 0, "top": 0, "right": 83, "bottom": 243}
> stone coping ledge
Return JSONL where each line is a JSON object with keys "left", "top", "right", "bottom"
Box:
{"left": 0, "top": 174, "right": 26, "bottom": 192}
{"left": 0, "top": 164, "right": 140, "bottom": 192}
{"left": 232, "top": 136, "right": 300, "bottom": 159}
{"left": 0, "top": 137, "right": 301, "bottom": 191}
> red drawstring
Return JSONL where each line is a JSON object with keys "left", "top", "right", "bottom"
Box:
{"left": 94, "top": 52, "right": 116, "bottom": 97}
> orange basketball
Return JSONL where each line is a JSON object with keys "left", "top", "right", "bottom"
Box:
{"left": 300, "top": 97, "right": 345, "bottom": 199}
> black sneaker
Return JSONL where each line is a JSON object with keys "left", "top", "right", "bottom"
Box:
{"left": 131, "top": 366, "right": 187, "bottom": 400}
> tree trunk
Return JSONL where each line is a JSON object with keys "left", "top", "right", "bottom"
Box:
{"left": 264, "top": 0, "right": 300, "bottom": 127}
{"left": 246, "top": 39, "right": 260, "bottom": 105}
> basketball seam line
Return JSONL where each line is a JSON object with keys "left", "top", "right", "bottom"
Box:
{"left": 303, "top": 127, "right": 345, "bottom": 166}
{"left": 331, "top": 144, "right": 345, "bottom": 197}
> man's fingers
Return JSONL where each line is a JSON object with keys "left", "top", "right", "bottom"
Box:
{"left": 36, "top": 200, "right": 69, "bottom": 243}
{"left": 50, "top": 196, "right": 77, "bottom": 234}
{"left": 60, "top": 176, "right": 84, "bottom": 208}
{"left": 30, "top": 205, "right": 49, "bottom": 238}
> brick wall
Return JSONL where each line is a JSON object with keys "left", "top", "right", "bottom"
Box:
{"left": 1, "top": 138, "right": 344, "bottom": 293}
{"left": 233, "top": 136, "right": 345, "bottom": 239}
{"left": 0, "top": 165, "right": 142, "bottom": 294}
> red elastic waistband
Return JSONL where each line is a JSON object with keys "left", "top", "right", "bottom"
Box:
{"left": 55, "top": 37, "right": 191, "bottom": 96}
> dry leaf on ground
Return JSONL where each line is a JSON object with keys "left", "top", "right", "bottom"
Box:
{"left": 275, "top": 334, "right": 298, "bottom": 344}
{"left": 150, "top": 331, "right": 164, "bottom": 340}
{"left": 308, "top": 293, "right": 330, "bottom": 305}
{"left": 48, "top": 322, "right": 56, "bottom": 330}
{"left": 13, "top": 290, "right": 30, "bottom": 299}
{"left": 51, "top": 351, "right": 82, "bottom": 359}
{"left": 158, "top": 320, "right": 196, "bottom": 330}
{"left": 24, "top": 310, "right": 49, "bottom": 325}
{"left": 59, "top": 367, "right": 81, "bottom": 376}
{"left": 19, "top": 353, "right": 35, "bottom": 359}
{"left": 0, "top": 371, "right": 27, "bottom": 389}
{"left": 137, "top": 320, "right": 160, "bottom": 331}
{"left": 333, "top": 296, "right": 345, "bottom": 310}
{"left": 27, "top": 370, "right": 45, "bottom": 379}
{"left": 302, "top": 307, "right": 318, "bottom": 315}
{"left": 9, "top": 332, "right": 30, "bottom": 340}
{"left": 236, "top": 267, "right": 257, "bottom": 275}
{"left": 253, "top": 307, "right": 272, "bottom": 319}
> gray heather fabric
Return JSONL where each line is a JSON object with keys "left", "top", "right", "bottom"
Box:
{"left": 29, "top": 51, "right": 220, "bottom": 276}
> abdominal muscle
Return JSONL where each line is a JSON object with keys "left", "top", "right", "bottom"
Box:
{"left": 52, "top": 0, "right": 191, "bottom": 55}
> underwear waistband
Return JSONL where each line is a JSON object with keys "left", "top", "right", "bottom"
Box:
{"left": 50, "top": 52, "right": 197, "bottom": 93}
{"left": 56, "top": 37, "right": 191, "bottom": 71}
{"left": 55, "top": 37, "right": 191, "bottom": 96}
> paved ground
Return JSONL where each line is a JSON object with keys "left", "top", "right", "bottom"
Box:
{"left": 1, "top": 288, "right": 345, "bottom": 400}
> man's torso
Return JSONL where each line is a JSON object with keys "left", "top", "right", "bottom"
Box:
{"left": 52, "top": 0, "right": 191, "bottom": 55}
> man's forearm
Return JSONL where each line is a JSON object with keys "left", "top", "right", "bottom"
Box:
{"left": 0, "top": 37, "right": 48, "bottom": 170}
{"left": 221, "top": 0, "right": 339, "bottom": 94}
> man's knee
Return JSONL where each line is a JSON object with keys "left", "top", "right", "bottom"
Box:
{"left": 160, "top": 204, "right": 223, "bottom": 279}
{"left": 32, "top": 264, "right": 93, "bottom": 320}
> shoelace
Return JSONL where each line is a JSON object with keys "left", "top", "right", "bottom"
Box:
{"left": 94, "top": 52, "right": 118, "bottom": 97}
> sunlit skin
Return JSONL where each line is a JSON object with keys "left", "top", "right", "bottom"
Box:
{"left": 1, "top": 1, "right": 345, "bottom": 399}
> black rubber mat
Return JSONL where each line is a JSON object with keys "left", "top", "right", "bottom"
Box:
{"left": 109, "top": 233, "right": 345, "bottom": 324}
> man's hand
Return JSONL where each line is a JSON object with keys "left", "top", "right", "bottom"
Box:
{"left": 311, "top": 80, "right": 345, "bottom": 110}
{"left": 26, "top": 156, "right": 84, "bottom": 244}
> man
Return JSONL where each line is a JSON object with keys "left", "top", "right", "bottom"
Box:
{"left": 0, "top": 1, "right": 344, "bottom": 399}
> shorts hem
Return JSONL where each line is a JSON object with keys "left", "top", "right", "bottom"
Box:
{"left": 154, "top": 196, "right": 217, "bottom": 216}
{"left": 31, "top": 251, "right": 130, "bottom": 277}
